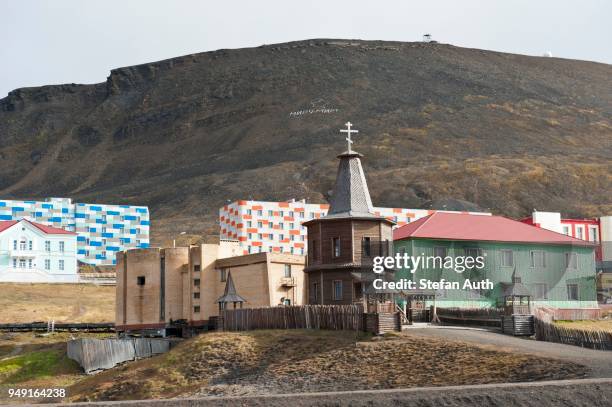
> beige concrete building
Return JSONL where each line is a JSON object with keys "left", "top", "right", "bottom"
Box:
{"left": 115, "top": 240, "right": 305, "bottom": 335}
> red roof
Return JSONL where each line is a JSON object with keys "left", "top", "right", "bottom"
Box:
{"left": 0, "top": 220, "right": 18, "bottom": 233}
{"left": 393, "top": 212, "right": 593, "bottom": 246}
{"left": 0, "top": 219, "right": 76, "bottom": 235}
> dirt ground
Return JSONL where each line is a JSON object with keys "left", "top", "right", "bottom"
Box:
{"left": 65, "top": 330, "right": 588, "bottom": 403}
{"left": 407, "top": 327, "right": 612, "bottom": 378}
{"left": 0, "top": 283, "right": 115, "bottom": 323}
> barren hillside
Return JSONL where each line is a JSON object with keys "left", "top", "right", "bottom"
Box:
{"left": 1, "top": 39, "right": 611, "bottom": 244}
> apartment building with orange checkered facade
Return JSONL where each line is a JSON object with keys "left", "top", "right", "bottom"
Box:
{"left": 220, "top": 200, "right": 490, "bottom": 255}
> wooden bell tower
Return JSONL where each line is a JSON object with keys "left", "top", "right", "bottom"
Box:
{"left": 304, "top": 122, "right": 395, "bottom": 306}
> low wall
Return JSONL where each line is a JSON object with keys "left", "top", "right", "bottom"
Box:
{"left": 437, "top": 307, "right": 502, "bottom": 327}
{"left": 67, "top": 338, "right": 171, "bottom": 373}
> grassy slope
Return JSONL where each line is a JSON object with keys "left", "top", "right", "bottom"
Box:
{"left": 556, "top": 320, "right": 612, "bottom": 332}
{"left": 0, "top": 332, "right": 114, "bottom": 405}
{"left": 68, "top": 330, "right": 588, "bottom": 402}
{"left": 0, "top": 284, "right": 115, "bottom": 323}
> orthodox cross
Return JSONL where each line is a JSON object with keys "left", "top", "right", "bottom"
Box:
{"left": 340, "top": 121, "right": 358, "bottom": 152}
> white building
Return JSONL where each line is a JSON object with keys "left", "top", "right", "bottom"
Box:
{"left": 0, "top": 219, "right": 78, "bottom": 283}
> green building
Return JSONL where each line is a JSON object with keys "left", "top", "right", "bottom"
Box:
{"left": 392, "top": 212, "right": 598, "bottom": 310}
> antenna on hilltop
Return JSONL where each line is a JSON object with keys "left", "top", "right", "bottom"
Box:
{"left": 423, "top": 33, "right": 432, "bottom": 43}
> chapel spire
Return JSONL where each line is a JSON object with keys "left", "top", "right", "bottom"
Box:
{"left": 325, "top": 122, "right": 377, "bottom": 219}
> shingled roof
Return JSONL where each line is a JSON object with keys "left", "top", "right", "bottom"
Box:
{"left": 216, "top": 271, "right": 246, "bottom": 304}
{"left": 315, "top": 150, "right": 392, "bottom": 225}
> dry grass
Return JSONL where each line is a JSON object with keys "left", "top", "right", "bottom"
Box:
{"left": 0, "top": 283, "right": 114, "bottom": 323}
{"left": 67, "top": 330, "right": 587, "bottom": 402}
{"left": 555, "top": 320, "right": 612, "bottom": 333}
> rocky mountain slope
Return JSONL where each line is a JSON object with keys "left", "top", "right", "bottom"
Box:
{"left": 1, "top": 39, "right": 611, "bottom": 244}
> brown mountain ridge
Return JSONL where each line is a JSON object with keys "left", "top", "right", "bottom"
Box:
{"left": 0, "top": 39, "right": 611, "bottom": 244}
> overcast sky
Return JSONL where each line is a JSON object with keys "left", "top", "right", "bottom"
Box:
{"left": 1, "top": 0, "right": 610, "bottom": 97}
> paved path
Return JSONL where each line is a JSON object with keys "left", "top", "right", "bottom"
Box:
{"left": 405, "top": 327, "right": 612, "bottom": 377}
{"left": 46, "top": 378, "right": 612, "bottom": 407}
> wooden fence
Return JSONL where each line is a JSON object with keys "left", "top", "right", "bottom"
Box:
{"left": 67, "top": 338, "right": 171, "bottom": 373}
{"left": 436, "top": 307, "right": 503, "bottom": 327}
{"left": 221, "top": 305, "right": 364, "bottom": 332}
{"left": 0, "top": 322, "right": 114, "bottom": 332}
{"left": 533, "top": 308, "right": 612, "bottom": 350}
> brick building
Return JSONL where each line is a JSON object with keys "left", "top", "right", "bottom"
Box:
{"left": 115, "top": 240, "right": 305, "bottom": 335}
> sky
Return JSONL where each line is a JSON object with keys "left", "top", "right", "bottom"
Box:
{"left": 1, "top": 0, "right": 610, "bottom": 97}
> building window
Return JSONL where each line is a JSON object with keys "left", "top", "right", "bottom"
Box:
{"left": 45, "top": 241, "right": 51, "bottom": 252}
{"left": 269, "top": 222, "right": 274, "bottom": 229}
{"left": 465, "top": 248, "right": 483, "bottom": 259}
{"left": 567, "top": 284, "right": 579, "bottom": 301}
{"left": 313, "top": 282, "right": 319, "bottom": 302}
{"left": 194, "top": 264, "right": 201, "bottom": 272}
{"left": 59, "top": 260, "right": 64, "bottom": 271}
{"left": 565, "top": 252, "right": 577, "bottom": 269}
{"left": 332, "top": 280, "right": 343, "bottom": 300}
{"left": 220, "top": 268, "right": 227, "bottom": 282}
{"left": 194, "top": 278, "right": 201, "bottom": 287}
{"left": 19, "top": 259, "right": 26, "bottom": 268}
{"left": 13, "top": 240, "right": 17, "bottom": 250}
{"left": 12, "top": 259, "right": 16, "bottom": 268}
{"left": 362, "top": 237, "right": 371, "bottom": 257}
{"left": 257, "top": 210, "right": 263, "bottom": 216}
{"left": 137, "top": 276, "right": 146, "bottom": 285}
{"left": 28, "top": 240, "right": 33, "bottom": 250}
{"left": 279, "top": 234, "right": 284, "bottom": 241}
{"left": 332, "top": 237, "right": 341, "bottom": 258}
{"left": 247, "top": 209, "right": 252, "bottom": 215}
{"left": 193, "top": 292, "right": 200, "bottom": 299}
{"left": 27, "top": 259, "right": 32, "bottom": 269}
{"left": 589, "top": 227, "right": 598, "bottom": 242}
{"left": 45, "top": 259, "right": 51, "bottom": 270}
{"left": 194, "top": 306, "right": 201, "bottom": 313}
{"left": 19, "top": 239, "right": 27, "bottom": 250}
{"left": 289, "top": 211, "right": 294, "bottom": 217}
{"left": 312, "top": 240, "right": 319, "bottom": 260}
{"left": 530, "top": 251, "right": 546, "bottom": 268}
{"left": 533, "top": 283, "right": 548, "bottom": 300}
{"left": 284, "top": 264, "right": 291, "bottom": 277}
{"left": 575, "top": 226, "right": 584, "bottom": 240}
{"left": 434, "top": 246, "right": 447, "bottom": 259}
{"left": 500, "top": 250, "right": 514, "bottom": 267}
{"left": 562, "top": 225, "right": 570, "bottom": 236}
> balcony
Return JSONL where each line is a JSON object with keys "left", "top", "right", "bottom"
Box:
{"left": 280, "top": 277, "right": 296, "bottom": 287}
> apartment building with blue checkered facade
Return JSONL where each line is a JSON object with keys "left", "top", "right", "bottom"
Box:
{"left": 0, "top": 197, "right": 150, "bottom": 266}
